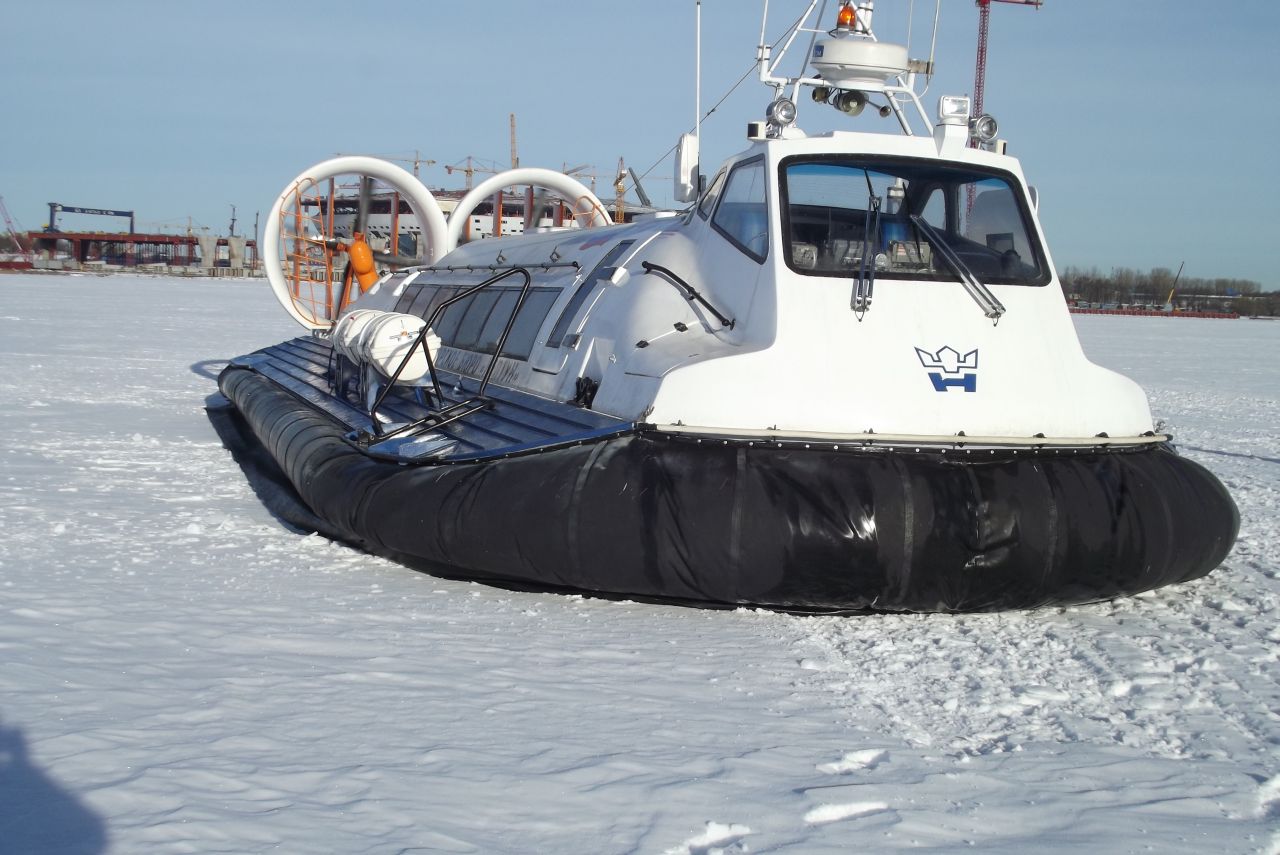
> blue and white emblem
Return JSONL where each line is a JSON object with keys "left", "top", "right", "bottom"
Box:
{"left": 915, "top": 345, "right": 979, "bottom": 392}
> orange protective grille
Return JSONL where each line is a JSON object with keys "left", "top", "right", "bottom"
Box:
{"left": 276, "top": 177, "right": 341, "bottom": 326}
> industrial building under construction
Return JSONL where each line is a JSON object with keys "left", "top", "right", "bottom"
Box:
{"left": 0, "top": 200, "right": 259, "bottom": 276}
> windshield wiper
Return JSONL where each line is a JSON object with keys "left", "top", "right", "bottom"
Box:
{"left": 907, "top": 214, "right": 1006, "bottom": 322}
{"left": 852, "top": 170, "right": 881, "bottom": 320}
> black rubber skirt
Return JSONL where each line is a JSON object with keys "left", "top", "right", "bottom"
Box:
{"left": 218, "top": 366, "right": 1239, "bottom": 612}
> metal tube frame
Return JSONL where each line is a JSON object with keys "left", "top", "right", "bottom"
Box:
{"left": 363, "top": 266, "right": 534, "bottom": 442}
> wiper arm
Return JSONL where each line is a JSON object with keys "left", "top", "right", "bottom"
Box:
{"left": 908, "top": 214, "right": 1006, "bottom": 322}
{"left": 852, "top": 169, "right": 880, "bottom": 320}
{"left": 852, "top": 194, "right": 880, "bottom": 319}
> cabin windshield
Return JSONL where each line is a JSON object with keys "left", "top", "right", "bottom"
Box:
{"left": 781, "top": 156, "right": 1049, "bottom": 286}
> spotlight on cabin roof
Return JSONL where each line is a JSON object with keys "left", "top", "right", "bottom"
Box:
{"left": 970, "top": 113, "right": 1000, "bottom": 144}
{"left": 937, "top": 95, "right": 971, "bottom": 125}
{"left": 766, "top": 97, "right": 797, "bottom": 127}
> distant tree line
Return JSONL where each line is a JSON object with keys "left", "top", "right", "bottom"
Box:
{"left": 1059, "top": 266, "right": 1280, "bottom": 316}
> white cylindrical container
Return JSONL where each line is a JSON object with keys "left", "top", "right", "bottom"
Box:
{"left": 358, "top": 312, "right": 440, "bottom": 384}
{"left": 332, "top": 308, "right": 383, "bottom": 363}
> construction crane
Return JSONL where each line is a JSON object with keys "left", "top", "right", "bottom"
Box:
{"left": 336, "top": 151, "right": 437, "bottom": 177}
{"left": 442, "top": 111, "right": 519, "bottom": 192}
{"left": 509, "top": 113, "right": 519, "bottom": 170}
{"left": 444, "top": 156, "right": 504, "bottom": 190}
{"left": 973, "top": 0, "right": 1043, "bottom": 144}
{"left": 0, "top": 195, "right": 30, "bottom": 254}
{"left": 563, "top": 163, "right": 599, "bottom": 194}
{"left": 393, "top": 150, "right": 436, "bottom": 178}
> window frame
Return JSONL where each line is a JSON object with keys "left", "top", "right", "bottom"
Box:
{"left": 697, "top": 169, "right": 727, "bottom": 220}
{"left": 710, "top": 156, "right": 770, "bottom": 264}
{"left": 777, "top": 154, "right": 1051, "bottom": 287}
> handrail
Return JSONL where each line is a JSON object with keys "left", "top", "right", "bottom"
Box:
{"left": 423, "top": 260, "right": 580, "bottom": 274}
{"left": 639, "top": 261, "right": 736, "bottom": 329}
{"left": 365, "top": 266, "right": 533, "bottom": 439}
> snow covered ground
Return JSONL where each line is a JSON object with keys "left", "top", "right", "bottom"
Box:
{"left": 1, "top": 273, "right": 1277, "bottom": 854}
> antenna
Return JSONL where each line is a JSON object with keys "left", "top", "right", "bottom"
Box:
{"left": 695, "top": 0, "right": 702, "bottom": 147}
{"left": 509, "top": 113, "right": 519, "bottom": 168}
{"left": 672, "top": 1, "right": 705, "bottom": 203}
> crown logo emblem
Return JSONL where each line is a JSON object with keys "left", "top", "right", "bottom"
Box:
{"left": 915, "top": 345, "right": 979, "bottom": 392}
{"left": 915, "top": 346, "right": 978, "bottom": 374}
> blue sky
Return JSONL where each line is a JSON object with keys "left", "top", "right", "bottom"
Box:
{"left": 4, "top": 1, "right": 1278, "bottom": 287}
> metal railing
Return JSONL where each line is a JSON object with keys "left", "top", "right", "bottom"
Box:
{"left": 361, "top": 266, "right": 533, "bottom": 443}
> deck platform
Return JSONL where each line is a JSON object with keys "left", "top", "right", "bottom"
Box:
{"left": 229, "top": 336, "right": 633, "bottom": 463}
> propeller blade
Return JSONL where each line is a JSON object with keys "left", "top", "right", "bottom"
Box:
{"left": 336, "top": 260, "right": 355, "bottom": 314}
{"left": 529, "top": 189, "right": 551, "bottom": 225}
{"left": 355, "top": 176, "right": 374, "bottom": 235}
{"left": 371, "top": 251, "right": 422, "bottom": 267}
{"left": 302, "top": 234, "right": 342, "bottom": 250}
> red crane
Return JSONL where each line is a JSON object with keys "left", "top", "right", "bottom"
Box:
{"left": 973, "top": 0, "right": 1043, "bottom": 128}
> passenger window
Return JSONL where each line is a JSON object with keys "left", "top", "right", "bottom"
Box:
{"left": 501, "top": 289, "right": 560, "bottom": 360}
{"left": 475, "top": 290, "right": 522, "bottom": 354}
{"left": 451, "top": 290, "right": 501, "bottom": 350}
{"left": 433, "top": 291, "right": 472, "bottom": 345}
{"left": 406, "top": 284, "right": 437, "bottom": 317}
{"left": 712, "top": 160, "right": 769, "bottom": 261}
{"left": 423, "top": 286, "right": 459, "bottom": 325}
{"left": 393, "top": 283, "right": 421, "bottom": 314}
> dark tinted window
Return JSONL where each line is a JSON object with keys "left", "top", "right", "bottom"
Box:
{"left": 475, "top": 290, "right": 522, "bottom": 354}
{"left": 406, "top": 284, "right": 436, "bottom": 317}
{"left": 452, "top": 290, "right": 501, "bottom": 350}
{"left": 501, "top": 289, "right": 560, "bottom": 360}
{"left": 423, "top": 286, "right": 459, "bottom": 325}
{"left": 400, "top": 284, "right": 562, "bottom": 362}
{"left": 433, "top": 291, "right": 471, "bottom": 344}
{"left": 394, "top": 281, "right": 422, "bottom": 314}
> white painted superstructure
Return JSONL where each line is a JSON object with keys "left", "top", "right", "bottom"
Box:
{"left": 234, "top": 1, "right": 1236, "bottom": 613}
{"left": 265, "top": 0, "right": 1155, "bottom": 444}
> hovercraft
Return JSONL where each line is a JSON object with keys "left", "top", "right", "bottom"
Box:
{"left": 214, "top": 1, "right": 1237, "bottom": 612}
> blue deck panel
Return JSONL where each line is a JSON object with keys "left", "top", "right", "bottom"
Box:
{"left": 240, "top": 337, "right": 634, "bottom": 462}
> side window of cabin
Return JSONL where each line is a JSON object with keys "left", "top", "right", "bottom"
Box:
{"left": 430, "top": 286, "right": 560, "bottom": 360}
{"left": 393, "top": 283, "right": 419, "bottom": 314}
{"left": 964, "top": 182, "right": 1032, "bottom": 261}
{"left": 697, "top": 170, "right": 727, "bottom": 220}
{"left": 712, "top": 160, "right": 769, "bottom": 261}
{"left": 501, "top": 289, "right": 561, "bottom": 359}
